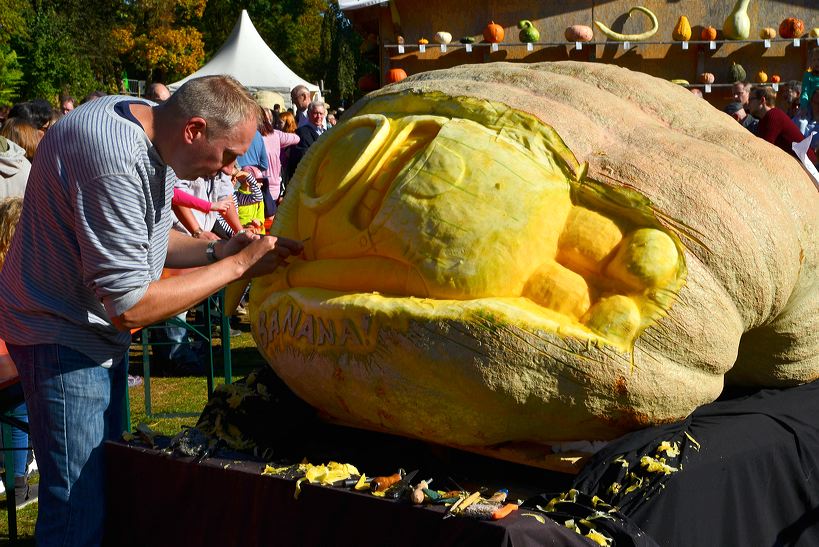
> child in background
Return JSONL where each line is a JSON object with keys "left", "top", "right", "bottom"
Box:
{"left": 0, "top": 196, "right": 36, "bottom": 507}
{"left": 233, "top": 167, "right": 265, "bottom": 234}
{"left": 797, "top": 48, "right": 819, "bottom": 119}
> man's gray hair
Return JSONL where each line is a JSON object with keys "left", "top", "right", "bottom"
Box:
{"left": 307, "top": 100, "right": 327, "bottom": 113}
{"left": 291, "top": 85, "right": 309, "bottom": 100}
{"left": 164, "top": 75, "right": 260, "bottom": 137}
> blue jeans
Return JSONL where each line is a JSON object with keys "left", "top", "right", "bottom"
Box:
{"left": 7, "top": 343, "right": 126, "bottom": 547}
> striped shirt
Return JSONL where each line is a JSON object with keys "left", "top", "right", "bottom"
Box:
{"left": 0, "top": 96, "right": 172, "bottom": 366}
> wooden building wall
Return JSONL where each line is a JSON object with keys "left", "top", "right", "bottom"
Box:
{"left": 345, "top": 0, "right": 819, "bottom": 109}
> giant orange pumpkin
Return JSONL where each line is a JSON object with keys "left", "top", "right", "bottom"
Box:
{"left": 253, "top": 62, "right": 819, "bottom": 470}
{"left": 385, "top": 68, "right": 408, "bottom": 84}
{"left": 483, "top": 21, "right": 505, "bottom": 43}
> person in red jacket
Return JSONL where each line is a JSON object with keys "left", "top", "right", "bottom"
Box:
{"left": 749, "top": 85, "right": 817, "bottom": 164}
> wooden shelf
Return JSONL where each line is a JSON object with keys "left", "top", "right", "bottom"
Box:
{"left": 385, "top": 37, "right": 818, "bottom": 52}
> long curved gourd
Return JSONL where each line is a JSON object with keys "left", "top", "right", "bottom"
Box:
{"left": 595, "top": 6, "right": 658, "bottom": 41}
{"left": 252, "top": 62, "right": 819, "bottom": 470}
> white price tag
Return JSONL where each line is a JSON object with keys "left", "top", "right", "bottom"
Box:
{"left": 397, "top": 45, "right": 404, "bottom": 54}
{"left": 465, "top": 44, "right": 472, "bottom": 52}
{"left": 763, "top": 39, "right": 771, "bottom": 48}
{"left": 704, "top": 84, "right": 712, "bottom": 93}
{"left": 575, "top": 41, "right": 582, "bottom": 50}
{"left": 419, "top": 44, "right": 426, "bottom": 53}
{"left": 623, "top": 41, "right": 631, "bottom": 49}
{"left": 794, "top": 38, "right": 801, "bottom": 47}
{"left": 440, "top": 44, "right": 446, "bottom": 53}
{"left": 773, "top": 83, "right": 780, "bottom": 92}
{"left": 526, "top": 42, "right": 533, "bottom": 51}
{"left": 491, "top": 43, "right": 499, "bottom": 52}
{"left": 709, "top": 40, "right": 716, "bottom": 50}
{"left": 681, "top": 41, "right": 688, "bottom": 50}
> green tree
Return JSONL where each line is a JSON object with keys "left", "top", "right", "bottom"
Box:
{"left": 319, "top": 1, "right": 362, "bottom": 106}
{"left": 0, "top": 46, "right": 24, "bottom": 106}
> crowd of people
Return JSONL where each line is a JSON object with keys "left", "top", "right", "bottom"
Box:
{"left": 721, "top": 47, "right": 819, "bottom": 164}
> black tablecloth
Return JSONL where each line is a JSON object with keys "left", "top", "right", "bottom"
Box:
{"left": 105, "top": 374, "right": 819, "bottom": 546}
{"left": 103, "top": 442, "right": 592, "bottom": 547}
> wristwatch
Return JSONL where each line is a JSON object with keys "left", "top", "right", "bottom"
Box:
{"left": 191, "top": 228, "right": 204, "bottom": 238}
{"left": 206, "top": 240, "right": 219, "bottom": 263}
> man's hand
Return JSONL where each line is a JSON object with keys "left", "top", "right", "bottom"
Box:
{"left": 199, "top": 230, "right": 220, "bottom": 241}
{"left": 229, "top": 234, "right": 303, "bottom": 280}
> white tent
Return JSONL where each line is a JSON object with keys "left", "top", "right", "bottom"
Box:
{"left": 168, "top": 10, "right": 319, "bottom": 103}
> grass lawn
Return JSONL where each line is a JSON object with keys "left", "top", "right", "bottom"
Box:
{"left": 0, "top": 315, "right": 266, "bottom": 543}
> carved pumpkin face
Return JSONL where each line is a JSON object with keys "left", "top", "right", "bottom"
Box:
{"left": 252, "top": 62, "right": 818, "bottom": 469}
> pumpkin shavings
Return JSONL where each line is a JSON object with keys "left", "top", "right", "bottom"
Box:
{"left": 684, "top": 431, "right": 701, "bottom": 450}
{"left": 640, "top": 455, "right": 679, "bottom": 475}
{"left": 655, "top": 440, "right": 680, "bottom": 458}
{"left": 522, "top": 513, "right": 546, "bottom": 524}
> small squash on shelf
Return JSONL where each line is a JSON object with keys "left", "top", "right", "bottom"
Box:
{"left": 518, "top": 20, "right": 540, "bottom": 43}
{"left": 811, "top": 28, "right": 819, "bottom": 39}
{"left": 698, "top": 72, "right": 716, "bottom": 85}
{"left": 701, "top": 26, "right": 718, "bottom": 41}
{"left": 483, "top": 21, "right": 505, "bottom": 43}
{"left": 385, "top": 68, "right": 408, "bottom": 84}
{"left": 417, "top": 38, "right": 429, "bottom": 45}
{"left": 771, "top": 74, "right": 781, "bottom": 83}
{"left": 759, "top": 27, "right": 777, "bottom": 40}
{"left": 433, "top": 31, "right": 452, "bottom": 45}
{"left": 672, "top": 16, "right": 692, "bottom": 41}
{"left": 757, "top": 70, "right": 768, "bottom": 83}
{"left": 728, "top": 62, "right": 747, "bottom": 83}
{"left": 779, "top": 18, "right": 805, "bottom": 39}
{"left": 565, "top": 25, "right": 594, "bottom": 42}
{"left": 459, "top": 36, "right": 476, "bottom": 44}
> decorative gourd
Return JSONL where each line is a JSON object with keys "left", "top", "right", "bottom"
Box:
{"left": 811, "top": 28, "right": 819, "bottom": 39}
{"left": 698, "top": 72, "right": 715, "bottom": 84}
{"left": 385, "top": 68, "right": 407, "bottom": 84}
{"left": 728, "top": 62, "right": 747, "bottom": 83}
{"left": 723, "top": 0, "right": 751, "bottom": 40}
{"left": 779, "top": 18, "right": 805, "bottom": 39}
{"left": 565, "top": 25, "right": 594, "bottom": 42}
{"left": 459, "top": 36, "right": 476, "bottom": 44}
{"left": 255, "top": 61, "right": 818, "bottom": 470}
{"left": 672, "top": 16, "right": 692, "bottom": 41}
{"left": 595, "top": 6, "right": 658, "bottom": 41}
{"left": 771, "top": 74, "right": 781, "bottom": 83}
{"left": 396, "top": 35, "right": 405, "bottom": 45}
{"left": 357, "top": 73, "right": 378, "bottom": 92}
{"left": 417, "top": 38, "right": 429, "bottom": 45}
{"left": 433, "top": 31, "right": 452, "bottom": 45}
{"left": 757, "top": 70, "right": 768, "bottom": 83}
{"left": 700, "top": 26, "right": 718, "bottom": 41}
{"left": 759, "top": 27, "right": 777, "bottom": 40}
{"left": 483, "top": 21, "right": 505, "bottom": 43}
{"left": 670, "top": 79, "right": 690, "bottom": 85}
{"left": 518, "top": 20, "right": 540, "bottom": 43}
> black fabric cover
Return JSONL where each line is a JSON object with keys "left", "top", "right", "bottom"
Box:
{"left": 524, "top": 380, "right": 819, "bottom": 546}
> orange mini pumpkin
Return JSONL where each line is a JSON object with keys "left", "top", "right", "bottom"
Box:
{"left": 779, "top": 18, "right": 805, "bottom": 39}
{"left": 771, "top": 74, "right": 781, "bottom": 83}
{"left": 483, "top": 21, "right": 505, "bottom": 43}
{"left": 386, "top": 68, "right": 408, "bottom": 84}
{"left": 700, "top": 26, "right": 718, "bottom": 41}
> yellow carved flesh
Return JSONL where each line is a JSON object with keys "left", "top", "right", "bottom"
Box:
{"left": 257, "top": 94, "right": 686, "bottom": 351}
